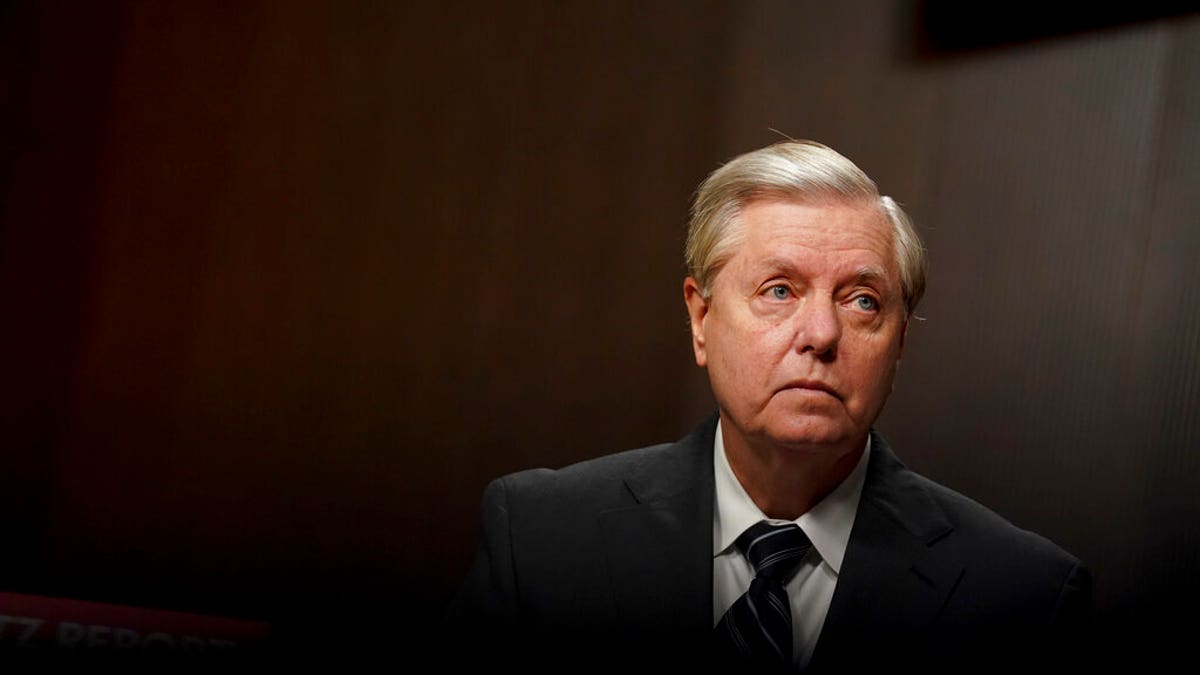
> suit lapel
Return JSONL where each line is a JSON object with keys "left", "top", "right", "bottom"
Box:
{"left": 808, "top": 431, "right": 963, "bottom": 670}
{"left": 591, "top": 419, "right": 964, "bottom": 661}
{"left": 598, "top": 414, "right": 716, "bottom": 646}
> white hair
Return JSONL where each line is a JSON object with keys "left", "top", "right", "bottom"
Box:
{"left": 685, "top": 140, "right": 927, "bottom": 316}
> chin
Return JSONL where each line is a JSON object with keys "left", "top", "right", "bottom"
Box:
{"left": 762, "top": 420, "right": 856, "bottom": 450}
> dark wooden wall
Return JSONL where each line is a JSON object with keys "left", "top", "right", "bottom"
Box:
{"left": 3, "top": 0, "right": 1197, "bottom": 662}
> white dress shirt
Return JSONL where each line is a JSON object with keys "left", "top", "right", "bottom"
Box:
{"left": 712, "top": 418, "right": 871, "bottom": 670}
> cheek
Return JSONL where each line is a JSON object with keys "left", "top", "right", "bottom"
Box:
{"left": 723, "top": 326, "right": 790, "bottom": 367}
{"left": 706, "top": 302, "right": 796, "bottom": 374}
{"left": 709, "top": 329, "right": 783, "bottom": 386}
{"left": 844, "top": 333, "right": 903, "bottom": 384}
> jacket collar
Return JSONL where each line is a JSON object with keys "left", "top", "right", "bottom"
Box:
{"left": 597, "top": 413, "right": 717, "bottom": 646}
{"left": 595, "top": 416, "right": 964, "bottom": 661}
{"left": 807, "top": 430, "right": 962, "bottom": 670}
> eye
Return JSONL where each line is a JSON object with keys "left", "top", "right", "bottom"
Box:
{"left": 854, "top": 295, "right": 878, "bottom": 311}
{"left": 768, "top": 285, "right": 791, "bottom": 300}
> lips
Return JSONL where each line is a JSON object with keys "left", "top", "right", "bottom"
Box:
{"left": 779, "top": 379, "right": 840, "bottom": 399}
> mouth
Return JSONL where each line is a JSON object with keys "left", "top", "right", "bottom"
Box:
{"left": 779, "top": 379, "right": 841, "bottom": 400}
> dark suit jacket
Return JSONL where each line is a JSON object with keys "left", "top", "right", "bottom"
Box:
{"left": 445, "top": 413, "right": 1092, "bottom": 672}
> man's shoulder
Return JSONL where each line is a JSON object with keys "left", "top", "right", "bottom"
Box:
{"left": 857, "top": 440, "right": 1093, "bottom": 667}
{"left": 468, "top": 434, "right": 707, "bottom": 551}
{"left": 915, "top": 470, "right": 1080, "bottom": 566}
{"left": 495, "top": 440, "right": 677, "bottom": 495}
{"left": 489, "top": 414, "right": 718, "bottom": 505}
{"left": 867, "top": 433, "right": 1081, "bottom": 569}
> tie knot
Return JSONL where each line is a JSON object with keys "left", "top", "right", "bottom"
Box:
{"left": 735, "top": 521, "right": 812, "bottom": 582}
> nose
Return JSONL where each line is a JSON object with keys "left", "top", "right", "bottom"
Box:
{"left": 794, "top": 295, "right": 841, "bottom": 356}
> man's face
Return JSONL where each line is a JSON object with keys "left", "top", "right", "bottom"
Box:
{"left": 684, "top": 197, "right": 908, "bottom": 453}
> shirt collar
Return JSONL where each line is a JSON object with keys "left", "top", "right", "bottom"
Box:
{"left": 712, "top": 417, "right": 870, "bottom": 575}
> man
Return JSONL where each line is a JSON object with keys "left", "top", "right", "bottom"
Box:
{"left": 444, "top": 141, "right": 1091, "bottom": 672}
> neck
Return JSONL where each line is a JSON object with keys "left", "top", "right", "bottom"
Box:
{"left": 721, "top": 422, "right": 866, "bottom": 521}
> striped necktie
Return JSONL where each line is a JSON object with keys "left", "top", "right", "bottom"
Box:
{"left": 715, "top": 520, "right": 813, "bottom": 669}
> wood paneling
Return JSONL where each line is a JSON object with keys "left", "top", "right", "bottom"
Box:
{"left": 2, "top": 0, "right": 1197, "bottom": 662}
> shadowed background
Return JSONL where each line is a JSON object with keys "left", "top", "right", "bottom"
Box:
{"left": 3, "top": 0, "right": 1198, "bottom": 663}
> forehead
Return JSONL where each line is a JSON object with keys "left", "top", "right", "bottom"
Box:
{"left": 727, "top": 197, "right": 897, "bottom": 277}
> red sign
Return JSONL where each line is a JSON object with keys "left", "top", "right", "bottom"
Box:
{"left": 0, "top": 591, "right": 271, "bottom": 654}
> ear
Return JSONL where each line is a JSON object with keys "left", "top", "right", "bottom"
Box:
{"left": 683, "top": 277, "right": 710, "bottom": 367}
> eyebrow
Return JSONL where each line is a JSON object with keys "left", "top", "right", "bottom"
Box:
{"left": 851, "top": 266, "right": 889, "bottom": 287}
{"left": 757, "top": 258, "right": 892, "bottom": 288}
{"left": 757, "top": 257, "right": 803, "bottom": 277}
